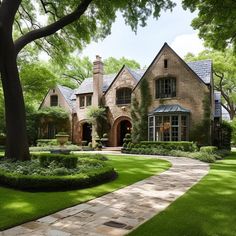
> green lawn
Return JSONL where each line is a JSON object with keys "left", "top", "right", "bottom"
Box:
{"left": 129, "top": 151, "right": 236, "bottom": 236}
{"left": 0, "top": 154, "right": 170, "bottom": 230}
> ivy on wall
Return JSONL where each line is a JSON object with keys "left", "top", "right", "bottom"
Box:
{"left": 189, "top": 93, "right": 211, "bottom": 146}
{"left": 131, "top": 78, "right": 152, "bottom": 142}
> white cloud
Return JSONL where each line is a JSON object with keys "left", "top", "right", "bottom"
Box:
{"left": 170, "top": 33, "right": 205, "bottom": 58}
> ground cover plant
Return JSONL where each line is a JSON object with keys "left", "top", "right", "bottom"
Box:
{"left": 0, "top": 154, "right": 170, "bottom": 230}
{"left": 0, "top": 153, "right": 116, "bottom": 191}
{"left": 129, "top": 151, "right": 236, "bottom": 236}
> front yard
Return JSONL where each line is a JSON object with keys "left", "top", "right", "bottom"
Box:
{"left": 129, "top": 151, "right": 236, "bottom": 236}
{"left": 0, "top": 154, "right": 170, "bottom": 230}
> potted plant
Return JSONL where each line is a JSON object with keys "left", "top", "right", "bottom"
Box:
{"left": 101, "top": 133, "right": 109, "bottom": 147}
{"left": 55, "top": 132, "right": 69, "bottom": 147}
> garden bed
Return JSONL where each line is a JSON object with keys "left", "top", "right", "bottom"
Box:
{"left": 0, "top": 153, "right": 117, "bottom": 191}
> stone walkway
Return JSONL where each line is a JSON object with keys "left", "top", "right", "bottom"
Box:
{"left": 1, "top": 155, "right": 209, "bottom": 236}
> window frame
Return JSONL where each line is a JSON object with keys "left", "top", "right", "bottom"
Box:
{"left": 79, "top": 95, "right": 85, "bottom": 108}
{"left": 86, "top": 95, "right": 92, "bottom": 107}
{"left": 50, "top": 95, "right": 58, "bottom": 107}
{"left": 116, "top": 87, "right": 132, "bottom": 105}
{"left": 155, "top": 77, "right": 176, "bottom": 99}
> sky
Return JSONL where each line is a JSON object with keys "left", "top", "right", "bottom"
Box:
{"left": 79, "top": 1, "right": 205, "bottom": 68}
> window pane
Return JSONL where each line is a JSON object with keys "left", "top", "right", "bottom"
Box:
{"left": 80, "top": 96, "right": 85, "bottom": 107}
{"left": 181, "top": 127, "right": 187, "bottom": 141}
{"left": 155, "top": 127, "right": 162, "bottom": 141}
{"left": 172, "top": 127, "right": 179, "bottom": 141}
{"left": 181, "top": 115, "right": 187, "bottom": 126}
{"left": 86, "top": 95, "right": 92, "bottom": 106}
{"left": 155, "top": 116, "right": 162, "bottom": 126}
{"left": 149, "top": 117, "right": 154, "bottom": 127}
{"left": 116, "top": 88, "right": 131, "bottom": 104}
{"left": 172, "top": 116, "right": 178, "bottom": 126}
{"left": 149, "top": 128, "right": 154, "bottom": 141}
{"left": 50, "top": 95, "right": 58, "bottom": 106}
{"left": 155, "top": 78, "right": 176, "bottom": 98}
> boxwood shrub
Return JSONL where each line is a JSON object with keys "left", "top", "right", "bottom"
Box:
{"left": 200, "top": 146, "right": 218, "bottom": 153}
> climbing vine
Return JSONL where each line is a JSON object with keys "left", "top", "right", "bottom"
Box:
{"left": 131, "top": 78, "right": 152, "bottom": 142}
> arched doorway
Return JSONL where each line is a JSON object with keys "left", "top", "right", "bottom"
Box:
{"left": 82, "top": 122, "right": 92, "bottom": 144}
{"left": 117, "top": 120, "right": 132, "bottom": 146}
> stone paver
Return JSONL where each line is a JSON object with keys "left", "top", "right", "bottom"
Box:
{"left": 1, "top": 154, "right": 209, "bottom": 236}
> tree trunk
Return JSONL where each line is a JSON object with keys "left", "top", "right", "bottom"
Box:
{"left": 0, "top": 22, "right": 30, "bottom": 161}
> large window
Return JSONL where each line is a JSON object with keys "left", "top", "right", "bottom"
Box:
{"left": 86, "top": 95, "right": 92, "bottom": 106}
{"left": 149, "top": 114, "right": 188, "bottom": 141}
{"left": 79, "top": 96, "right": 85, "bottom": 108}
{"left": 156, "top": 77, "right": 176, "bottom": 99}
{"left": 116, "top": 88, "right": 132, "bottom": 105}
{"left": 50, "top": 95, "right": 58, "bottom": 106}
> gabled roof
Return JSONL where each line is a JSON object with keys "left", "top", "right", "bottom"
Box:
{"left": 57, "top": 85, "right": 75, "bottom": 109}
{"left": 133, "top": 43, "right": 212, "bottom": 92}
{"left": 149, "top": 104, "right": 190, "bottom": 115}
{"left": 75, "top": 66, "right": 145, "bottom": 95}
{"left": 187, "top": 60, "right": 212, "bottom": 84}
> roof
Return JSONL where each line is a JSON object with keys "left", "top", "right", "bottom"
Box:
{"left": 149, "top": 104, "right": 190, "bottom": 115}
{"left": 57, "top": 85, "right": 76, "bottom": 109}
{"left": 75, "top": 67, "right": 145, "bottom": 95}
{"left": 187, "top": 60, "right": 212, "bottom": 84}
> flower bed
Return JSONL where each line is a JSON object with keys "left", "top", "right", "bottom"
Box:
{"left": 0, "top": 154, "right": 117, "bottom": 191}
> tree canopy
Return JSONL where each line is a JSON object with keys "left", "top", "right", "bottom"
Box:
{"left": 182, "top": 0, "right": 236, "bottom": 51}
{"left": 185, "top": 48, "right": 236, "bottom": 120}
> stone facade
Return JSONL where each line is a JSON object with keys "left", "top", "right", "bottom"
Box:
{"left": 40, "top": 43, "right": 218, "bottom": 146}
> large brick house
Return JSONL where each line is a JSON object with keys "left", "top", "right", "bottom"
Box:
{"left": 40, "top": 43, "right": 221, "bottom": 146}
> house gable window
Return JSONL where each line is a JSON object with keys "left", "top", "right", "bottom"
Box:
{"left": 79, "top": 96, "right": 85, "bottom": 108}
{"left": 50, "top": 95, "right": 58, "bottom": 106}
{"left": 116, "top": 87, "right": 132, "bottom": 105}
{"left": 155, "top": 77, "right": 176, "bottom": 99}
{"left": 86, "top": 95, "right": 92, "bottom": 106}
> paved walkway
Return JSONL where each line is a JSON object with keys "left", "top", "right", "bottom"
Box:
{"left": 1, "top": 155, "right": 209, "bottom": 236}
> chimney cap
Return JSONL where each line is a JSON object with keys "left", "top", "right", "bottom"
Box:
{"left": 95, "top": 55, "right": 102, "bottom": 61}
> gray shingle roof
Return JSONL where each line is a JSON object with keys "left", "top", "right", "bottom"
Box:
{"left": 187, "top": 60, "right": 212, "bottom": 84}
{"left": 57, "top": 85, "right": 75, "bottom": 109}
{"left": 150, "top": 104, "right": 190, "bottom": 115}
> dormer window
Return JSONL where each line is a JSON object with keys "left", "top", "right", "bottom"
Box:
{"left": 164, "top": 59, "right": 168, "bottom": 68}
{"left": 50, "top": 95, "right": 58, "bottom": 106}
{"left": 116, "top": 88, "right": 132, "bottom": 105}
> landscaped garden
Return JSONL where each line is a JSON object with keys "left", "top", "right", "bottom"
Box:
{"left": 129, "top": 151, "right": 236, "bottom": 236}
{"left": 0, "top": 154, "right": 170, "bottom": 230}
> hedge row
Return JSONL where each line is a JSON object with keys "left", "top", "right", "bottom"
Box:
{"left": 124, "top": 141, "right": 197, "bottom": 152}
{"left": 0, "top": 165, "right": 117, "bottom": 191}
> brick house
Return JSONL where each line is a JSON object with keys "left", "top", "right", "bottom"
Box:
{"left": 40, "top": 43, "right": 221, "bottom": 146}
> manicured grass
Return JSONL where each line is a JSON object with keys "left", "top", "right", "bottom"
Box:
{"left": 129, "top": 151, "right": 236, "bottom": 236}
{"left": 0, "top": 154, "right": 170, "bottom": 230}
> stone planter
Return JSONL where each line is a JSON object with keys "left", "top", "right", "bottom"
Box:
{"left": 55, "top": 134, "right": 69, "bottom": 147}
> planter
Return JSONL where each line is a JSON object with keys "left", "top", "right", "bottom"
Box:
{"left": 55, "top": 134, "right": 69, "bottom": 147}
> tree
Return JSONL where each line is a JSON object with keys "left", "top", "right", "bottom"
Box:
{"left": 182, "top": 0, "right": 236, "bottom": 51}
{"left": 0, "top": 0, "right": 175, "bottom": 161}
{"left": 185, "top": 48, "right": 236, "bottom": 120}
{"left": 104, "top": 57, "right": 140, "bottom": 74}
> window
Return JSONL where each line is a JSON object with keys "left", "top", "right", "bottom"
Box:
{"left": 116, "top": 87, "right": 132, "bottom": 105}
{"left": 164, "top": 59, "right": 168, "bottom": 68}
{"left": 79, "top": 96, "right": 85, "bottom": 108}
{"left": 86, "top": 95, "right": 92, "bottom": 106}
{"left": 50, "top": 95, "right": 58, "bottom": 106}
{"left": 156, "top": 77, "right": 176, "bottom": 99}
{"left": 150, "top": 114, "right": 188, "bottom": 141}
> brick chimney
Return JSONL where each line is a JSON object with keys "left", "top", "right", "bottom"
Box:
{"left": 93, "top": 55, "right": 103, "bottom": 106}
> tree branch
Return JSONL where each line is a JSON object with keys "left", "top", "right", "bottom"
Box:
{"left": 14, "top": 0, "right": 93, "bottom": 55}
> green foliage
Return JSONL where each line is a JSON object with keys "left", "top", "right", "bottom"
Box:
{"left": 220, "top": 121, "right": 232, "bottom": 150}
{"left": 185, "top": 48, "right": 236, "bottom": 120}
{"left": 231, "top": 118, "right": 236, "bottom": 145}
{"left": 104, "top": 57, "right": 140, "bottom": 74}
{"left": 86, "top": 106, "right": 108, "bottom": 137}
{"left": 190, "top": 94, "right": 211, "bottom": 145}
{"left": 200, "top": 146, "right": 218, "bottom": 154}
{"left": 0, "top": 87, "right": 5, "bottom": 134}
{"left": 36, "top": 139, "right": 57, "bottom": 147}
{"left": 182, "top": 0, "right": 236, "bottom": 51}
{"left": 131, "top": 78, "right": 152, "bottom": 142}
{"left": 36, "top": 153, "right": 78, "bottom": 169}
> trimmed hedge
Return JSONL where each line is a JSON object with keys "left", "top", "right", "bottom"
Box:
{"left": 0, "top": 165, "right": 117, "bottom": 191}
{"left": 0, "top": 153, "right": 117, "bottom": 191}
{"left": 127, "top": 141, "right": 197, "bottom": 152}
{"left": 200, "top": 146, "right": 218, "bottom": 154}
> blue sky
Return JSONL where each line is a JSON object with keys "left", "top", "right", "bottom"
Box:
{"left": 80, "top": 1, "right": 205, "bottom": 67}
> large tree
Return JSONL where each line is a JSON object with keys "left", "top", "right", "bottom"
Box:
{"left": 182, "top": 0, "right": 236, "bottom": 51}
{"left": 185, "top": 48, "right": 236, "bottom": 120}
{"left": 0, "top": 0, "right": 175, "bottom": 161}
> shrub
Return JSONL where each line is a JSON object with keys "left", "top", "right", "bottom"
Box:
{"left": 189, "top": 152, "right": 216, "bottom": 163}
{"left": 36, "top": 153, "right": 78, "bottom": 169}
{"left": 140, "top": 141, "right": 197, "bottom": 152}
{"left": 30, "top": 145, "right": 81, "bottom": 152}
{"left": 200, "top": 146, "right": 218, "bottom": 154}
{"left": 36, "top": 139, "right": 57, "bottom": 147}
